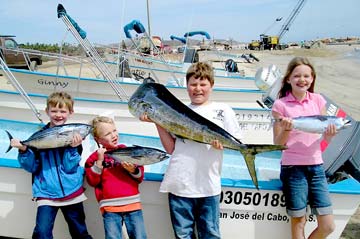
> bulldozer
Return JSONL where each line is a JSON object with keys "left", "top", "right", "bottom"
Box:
{"left": 248, "top": 0, "right": 307, "bottom": 51}
{"left": 248, "top": 34, "right": 286, "bottom": 50}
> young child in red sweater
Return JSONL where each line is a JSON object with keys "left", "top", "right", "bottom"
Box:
{"left": 85, "top": 116, "right": 147, "bottom": 239}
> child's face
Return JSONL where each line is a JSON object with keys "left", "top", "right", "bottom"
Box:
{"left": 288, "top": 64, "right": 314, "bottom": 95}
{"left": 46, "top": 104, "right": 72, "bottom": 127}
{"left": 187, "top": 76, "right": 213, "bottom": 105}
{"left": 95, "top": 122, "right": 118, "bottom": 149}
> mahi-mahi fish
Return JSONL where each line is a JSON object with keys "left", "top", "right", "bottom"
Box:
{"left": 6, "top": 123, "right": 92, "bottom": 152}
{"left": 105, "top": 145, "right": 169, "bottom": 165}
{"left": 275, "top": 115, "right": 351, "bottom": 134}
{"left": 128, "top": 82, "right": 287, "bottom": 189}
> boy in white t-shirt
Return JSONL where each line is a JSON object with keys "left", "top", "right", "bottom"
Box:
{"left": 141, "top": 62, "right": 242, "bottom": 238}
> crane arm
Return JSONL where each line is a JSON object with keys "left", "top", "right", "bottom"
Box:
{"left": 278, "top": 0, "right": 307, "bottom": 40}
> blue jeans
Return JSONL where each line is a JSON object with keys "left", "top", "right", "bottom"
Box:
{"left": 103, "top": 209, "right": 147, "bottom": 239}
{"left": 168, "top": 193, "right": 221, "bottom": 239}
{"left": 32, "top": 202, "right": 92, "bottom": 239}
{"left": 280, "top": 164, "right": 333, "bottom": 217}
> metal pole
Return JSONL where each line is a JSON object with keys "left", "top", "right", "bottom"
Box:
{"left": 146, "top": 0, "right": 151, "bottom": 37}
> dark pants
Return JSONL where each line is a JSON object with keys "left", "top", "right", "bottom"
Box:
{"left": 32, "top": 202, "right": 92, "bottom": 239}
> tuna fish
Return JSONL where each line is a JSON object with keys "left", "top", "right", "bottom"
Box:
{"left": 128, "top": 82, "right": 287, "bottom": 189}
{"left": 6, "top": 123, "right": 92, "bottom": 152}
{"left": 276, "top": 115, "right": 351, "bottom": 134}
{"left": 105, "top": 145, "right": 169, "bottom": 165}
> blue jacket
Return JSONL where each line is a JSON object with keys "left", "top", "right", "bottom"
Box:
{"left": 18, "top": 124, "right": 85, "bottom": 199}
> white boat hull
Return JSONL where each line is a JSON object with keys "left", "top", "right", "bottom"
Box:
{"left": 7, "top": 68, "right": 263, "bottom": 109}
{"left": 0, "top": 117, "right": 359, "bottom": 239}
{"left": 0, "top": 166, "right": 359, "bottom": 239}
{"left": 106, "top": 52, "right": 257, "bottom": 89}
{"left": 0, "top": 89, "right": 273, "bottom": 144}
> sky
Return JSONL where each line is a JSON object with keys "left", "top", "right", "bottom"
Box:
{"left": 1, "top": 0, "right": 359, "bottom": 45}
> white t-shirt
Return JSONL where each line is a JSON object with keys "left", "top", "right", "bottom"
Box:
{"left": 159, "top": 102, "right": 242, "bottom": 197}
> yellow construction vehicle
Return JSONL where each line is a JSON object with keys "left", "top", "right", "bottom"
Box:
{"left": 249, "top": 34, "right": 282, "bottom": 50}
{"left": 248, "top": 0, "right": 307, "bottom": 50}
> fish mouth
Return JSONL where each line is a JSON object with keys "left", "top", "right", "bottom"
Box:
{"left": 344, "top": 119, "right": 352, "bottom": 127}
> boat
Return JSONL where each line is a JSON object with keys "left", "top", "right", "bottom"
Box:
{"left": 3, "top": 67, "right": 264, "bottom": 109}
{"left": 113, "top": 21, "right": 257, "bottom": 89}
{"left": 0, "top": 118, "right": 359, "bottom": 239}
{"left": 0, "top": 88, "right": 273, "bottom": 144}
{"left": 106, "top": 51, "right": 258, "bottom": 89}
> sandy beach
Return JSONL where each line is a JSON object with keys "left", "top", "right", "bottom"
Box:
{"left": 238, "top": 44, "right": 360, "bottom": 121}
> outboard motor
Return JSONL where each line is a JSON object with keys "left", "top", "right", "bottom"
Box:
{"left": 321, "top": 95, "right": 360, "bottom": 183}
{"left": 117, "top": 55, "right": 132, "bottom": 78}
{"left": 183, "top": 48, "right": 199, "bottom": 63}
{"left": 254, "top": 64, "right": 283, "bottom": 108}
{"left": 225, "top": 59, "right": 238, "bottom": 73}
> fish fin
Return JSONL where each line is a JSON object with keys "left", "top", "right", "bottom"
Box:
{"left": 245, "top": 144, "right": 287, "bottom": 154}
{"left": 5, "top": 130, "right": 13, "bottom": 153}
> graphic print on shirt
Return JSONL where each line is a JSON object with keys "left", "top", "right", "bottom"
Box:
{"left": 214, "top": 109, "right": 224, "bottom": 122}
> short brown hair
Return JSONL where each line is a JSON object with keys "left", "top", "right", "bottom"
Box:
{"left": 90, "top": 116, "right": 115, "bottom": 139}
{"left": 186, "top": 62, "right": 214, "bottom": 86}
{"left": 46, "top": 92, "right": 74, "bottom": 112}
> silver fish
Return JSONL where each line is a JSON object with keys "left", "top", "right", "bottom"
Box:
{"left": 128, "top": 82, "right": 287, "bottom": 189}
{"left": 6, "top": 123, "right": 92, "bottom": 152}
{"left": 278, "top": 115, "right": 351, "bottom": 134}
{"left": 105, "top": 145, "right": 169, "bottom": 165}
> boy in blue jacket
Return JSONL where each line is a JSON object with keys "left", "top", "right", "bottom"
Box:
{"left": 10, "top": 92, "right": 92, "bottom": 239}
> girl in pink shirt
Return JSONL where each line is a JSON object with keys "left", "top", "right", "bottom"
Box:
{"left": 272, "top": 57, "right": 337, "bottom": 239}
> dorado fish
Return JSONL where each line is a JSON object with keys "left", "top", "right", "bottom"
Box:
{"left": 6, "top": 123, "right": 92, "bottom": 152}
{"left": 128, "top": 82, "right": 287, "bottom": 189}
{"left": 105, "top": 145, "right": 169, "bottom": 165}
{"left": 276, "top": 115, "right": 351, "bottom": 134}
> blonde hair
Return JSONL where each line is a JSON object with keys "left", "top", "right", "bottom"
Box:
{"left": 46, "top": 92, "right": 74, "bottom": 112}
{"left": 278, "top": 57, "right": 316, "bottom": 98}
{"left": 186, "top": 61, "right": 215, "bottom": 86}
{"left": 90, "top": 116, "right": 115, "bottom": 139}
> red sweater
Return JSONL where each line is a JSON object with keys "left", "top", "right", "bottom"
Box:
{"left": 85, "top": 144, "right": 144, "bottom": 208}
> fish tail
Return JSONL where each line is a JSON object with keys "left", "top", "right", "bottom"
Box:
{"left": 240, "top": 144, "right": 287, "bottom": 190}
{"left": 242, "top": 152, "right": 259, "bottom": 190}
{"left": 5, "top": 130, "right": 13, "bottom": 153}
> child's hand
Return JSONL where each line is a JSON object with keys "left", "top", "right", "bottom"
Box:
{"left": 211, "top": 140, "right": 224, "bottom": 150}
{"left": 121, "top": 161, "right": 137, "bottom": 174}
{"left": 70, "top": 133, "right": 83, "bottom": 147}
{"left": 139, "top": 113, "right": 153, "bottom": 123}
{"left": 324, "top": 124, "right": 337, "bottom": 142}
{"left": 10, "top": 139, "right": 27, "bottom": 152}
{"left": 279, "top": 117, "right": 293, "bottom": 132}
{"left": 96, "top": 146, "right": 106, "bottom": 168}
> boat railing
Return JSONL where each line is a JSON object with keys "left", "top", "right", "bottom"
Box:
{"left": 0, "top": 55, "right": 43, "bottom": 123}
{"left": 57, "top": 4, "right": 129, "bottom": 101}
{"left": 123, "top": 20, "right": 181, "bottom": 86}
{"left": 0, "top": 45, "right": 105, "bottom": 82}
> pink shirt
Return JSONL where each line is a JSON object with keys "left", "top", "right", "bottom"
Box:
{"left": 272, "top": 92, "right": 326, "bottom": 166}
